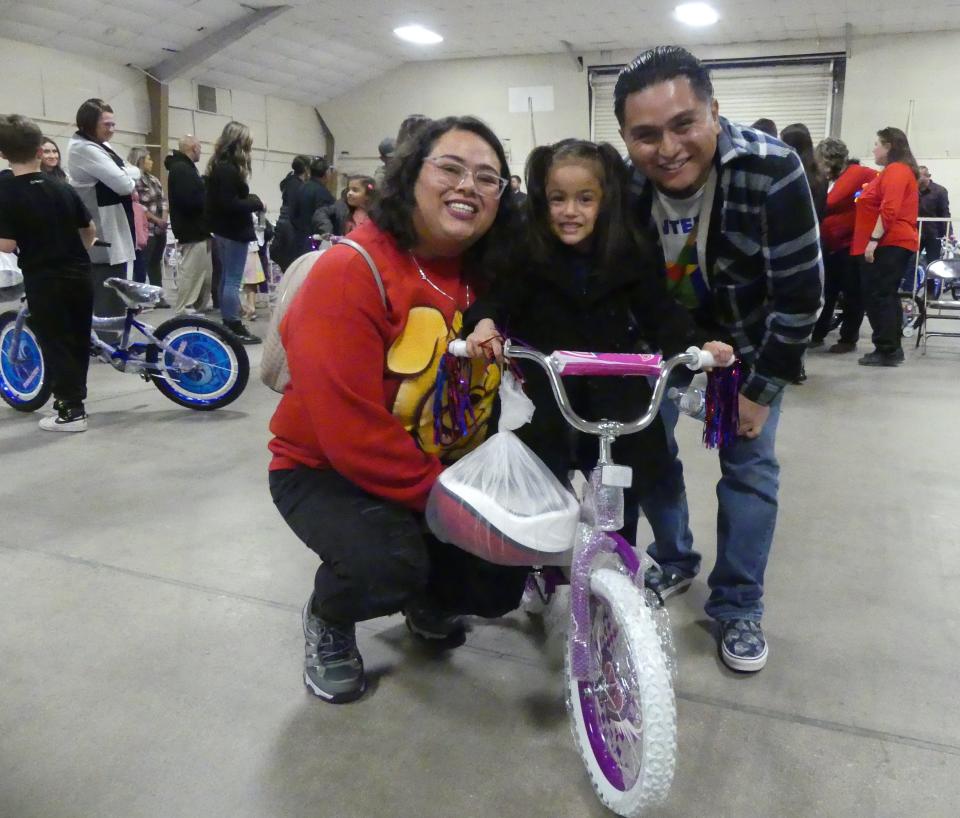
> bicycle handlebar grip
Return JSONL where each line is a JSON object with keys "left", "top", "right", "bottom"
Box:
{"left": 447, "top": 339, "right": 469, "bottom": 357}
{"left": 685, "top": 346, "right": 735, "bottom": 370}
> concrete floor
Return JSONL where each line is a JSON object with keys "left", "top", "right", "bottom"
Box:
{"left": 1, "top": 298, "right": 958, "bottom": 818}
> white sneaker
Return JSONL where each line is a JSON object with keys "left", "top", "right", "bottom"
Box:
{"left": 39, "top": 413, "right": 88, "bottom": 433}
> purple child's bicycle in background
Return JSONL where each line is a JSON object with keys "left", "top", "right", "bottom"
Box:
{"left": 438, "top": 339, "right": 729, "bottom": 816}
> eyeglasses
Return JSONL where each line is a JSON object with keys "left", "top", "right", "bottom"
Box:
{"left": 424, "top": 156, "right": 508, "bottom": 199}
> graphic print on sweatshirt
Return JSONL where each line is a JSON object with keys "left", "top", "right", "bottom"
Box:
{"left": 386, "top": 306, "right": 500, "bottom": 462}
{"left": 653, "top": 185, "right": 710, "bottom": 310}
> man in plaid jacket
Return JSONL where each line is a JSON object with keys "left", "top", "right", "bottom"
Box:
{"left": 618, "top": 46, "right": 823, "bottom": 672}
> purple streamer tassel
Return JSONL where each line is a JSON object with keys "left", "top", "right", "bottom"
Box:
{"left": 703, "top": 362, "right": 741, "bottom": 449}
{"left": 433, "top": 352, "right": 476, "bottom": 445}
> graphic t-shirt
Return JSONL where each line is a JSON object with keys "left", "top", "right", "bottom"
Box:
{"left": 651, "top": 174, "right": 713, "bottom": 310}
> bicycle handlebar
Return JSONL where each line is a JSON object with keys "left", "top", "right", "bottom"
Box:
{"left": 446, "top": 340, "right": 731, "bottom": 439}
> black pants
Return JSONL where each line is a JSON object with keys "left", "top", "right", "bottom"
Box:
{"left": 813, "top": 251, "right": 857, "bottom": 343}
{"left": 269, "top": 467, "right": 529, "bottom": 626}
{"left": 133, "top": 234, "right": 165, "bottom": 287}
{"left": 922, "top": 233, "right": 943, "bottom": 263}
{"left": 862, "top": 246, "right": 913, "bottom": 354}
{"left": 24, "top": 275, "right": 94, "bottom": 406}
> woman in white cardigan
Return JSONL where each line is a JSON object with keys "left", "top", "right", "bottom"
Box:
{"left": 66, "top": 98, "right": 140, "bottom": 334}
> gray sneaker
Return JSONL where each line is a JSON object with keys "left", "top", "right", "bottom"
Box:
{"left": 302, "top": 595, "right": 366, "bottom": 703}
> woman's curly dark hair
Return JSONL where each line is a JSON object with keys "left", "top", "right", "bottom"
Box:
{"left": 370, "top": 115, "right": 516, "bottom": 279}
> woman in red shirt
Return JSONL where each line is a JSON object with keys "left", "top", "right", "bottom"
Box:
{"left": 813, "top": 138, "right": 877, "bottom": 351}
{"left": 268, "top": 116, "right": 525, "bottom": 703}
{"left": 851, "top": 127, "right": 919, "bottom": 366}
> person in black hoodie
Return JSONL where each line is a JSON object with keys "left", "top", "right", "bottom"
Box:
{"left": 464, "top": 139, "right": 732, "bottom": 546}
{"left": 271, "top": 154, "right": 310, "bottom": 271}
{"left": 290, "top": 156, "right": 334, "bottom": 254}
{"left": 205, "top": 121, "right": 263, "bottom": 343}
{"left": 166, "top": 135, "right": 212, "bottom": 315}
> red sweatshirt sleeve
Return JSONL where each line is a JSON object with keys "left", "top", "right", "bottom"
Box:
{"left": 879, "top": 164, "right": 914, "bottom": 230}
{"left": 826, "top": 169, "right": 861, "bottom": 216}
{"left": 281, "top": 248, "right": 443, "bottom": 510}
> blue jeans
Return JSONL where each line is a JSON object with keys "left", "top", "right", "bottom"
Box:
{"left": 213, "top": 235, "right": 248, "bottom": 322}
{"left": 638, "top": 370, "right": 783, "bottom": 622}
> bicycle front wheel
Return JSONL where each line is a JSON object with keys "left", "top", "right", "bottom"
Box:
{"left": 566, "top": 567, "right": 677, "bottom": 816}
{"left": 0, "top": 311, "right": 51, "bottom": 412}
{"left": 147, "top": 316, "right": 249, "bottom": 410}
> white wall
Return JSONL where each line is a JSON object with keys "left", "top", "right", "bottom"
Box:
{"left": 842, "top": 31, "right": 960, "bottom": 199}
{"left": 319, "top": 30, "right": 960, "bottom": 202}
{"left": 166, "top": 79, "right": 326, "bottom": 217}
{"left": 0, "top": 37, "right": 326, "bottom": 219}
{"left": 0, "top": 35, "right": 149, "bottom": 158}
{"left": 317, "top": 52, "right": 591, "bottom": 181}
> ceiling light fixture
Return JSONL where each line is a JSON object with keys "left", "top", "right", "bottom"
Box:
{"left": 394, "top": 25, "right": 443, "bottom": 45}
{"left": 674, "top": 2, "right": 720, "bottom": 26}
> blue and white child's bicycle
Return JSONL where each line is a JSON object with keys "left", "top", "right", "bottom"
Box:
{"left": 0, "top": 277, "right": 249, "bottom": 412}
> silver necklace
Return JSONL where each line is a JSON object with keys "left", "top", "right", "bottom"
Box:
{"left": 410, "top": 253, "right": 470, "bottom": 307}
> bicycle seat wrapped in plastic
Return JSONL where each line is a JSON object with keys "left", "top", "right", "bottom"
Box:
{"left": 426, "top": 371, "right": 579, "bottom": 566}
{"left": 105, "top": 277, "right": 162, "bottom": 307}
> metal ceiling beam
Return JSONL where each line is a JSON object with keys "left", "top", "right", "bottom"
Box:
{"left": 147, "top": 5, "right": 292, "bottom": 83}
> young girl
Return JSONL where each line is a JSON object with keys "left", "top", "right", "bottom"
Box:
{"left": 240, "top": 212, "right": 267, "bottom": 320}
{"left": 464, "top": 139, "right": 732, "bottom": 544}
{"left": 312, "top": 175, "right": 377, "bottom": 236}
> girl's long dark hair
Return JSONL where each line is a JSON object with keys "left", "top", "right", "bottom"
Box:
{"left": 877, "top": 127, "right": 919, "bottom": 179}
{"left": 524, "top": 139, "right": 646, "bottom": 272}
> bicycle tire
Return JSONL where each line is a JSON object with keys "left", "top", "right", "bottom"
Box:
{"left": 566, "top": 567, "right": 677, "bottom": 816}
{"left": 0, "top": 310, "right": 51, "bottom": 412}
{"left": 146, "top": 316, "right": 249, "bottom": 410}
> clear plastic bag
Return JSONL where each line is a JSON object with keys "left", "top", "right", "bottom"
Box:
{"left": 426, "top": 371, "right": 579, "bottom": 566}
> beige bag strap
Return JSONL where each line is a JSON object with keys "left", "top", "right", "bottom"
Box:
{"left": 334, "top": 237, "right": 386, "bottom": 309}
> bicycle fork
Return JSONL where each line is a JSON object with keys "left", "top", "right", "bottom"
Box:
{"left": 568, "top": 434, "right": 640, "bottom": 682}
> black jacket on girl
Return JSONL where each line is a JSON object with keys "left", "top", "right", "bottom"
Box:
{"left": 464, "top": 241, "right": 713, "bottom": 524}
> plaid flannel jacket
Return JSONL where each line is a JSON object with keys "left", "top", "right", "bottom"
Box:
{"left": 630, "top": 117, "right": 824, "bottom": 405}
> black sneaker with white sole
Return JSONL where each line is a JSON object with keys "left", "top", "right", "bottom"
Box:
{"left": 301, "top": 595, "right": 366, "bottom": 703}
{"left": 39, "top": 402, "right": 88, "bottom": 433}
{"left": 643, "top": 564, "right": 694, "bottom": 605}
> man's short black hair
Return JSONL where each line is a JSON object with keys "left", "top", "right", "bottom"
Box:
{"left": 0, "top": 114, "right": 43, "bottom": 163}
{"left": 614, "top": 46, "right": 713, "bottom": 126}
{"left": 510, "top": 174, "right": 522, "bottom": 183}
{"left": 309, "top": 157, "right": 329, "bottom": 178}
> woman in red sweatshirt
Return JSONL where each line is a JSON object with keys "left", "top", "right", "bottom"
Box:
{"left": 813, "top": 138, "right": 877, "bottom": 352}
{"left": 268, "top": 116, "right": 526, "bottom": 703}
{"left": 851, "top": 127, "right": 919, "bottom": 366}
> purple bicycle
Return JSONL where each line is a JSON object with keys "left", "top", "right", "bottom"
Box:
{"left": 436, "top": 339, "right": 727, "bottom": 816}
